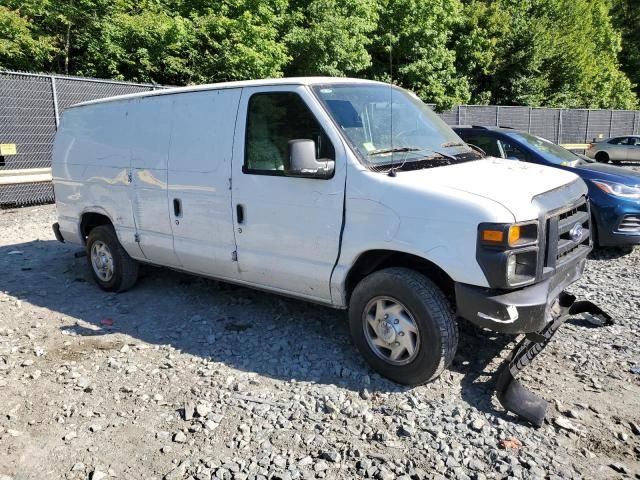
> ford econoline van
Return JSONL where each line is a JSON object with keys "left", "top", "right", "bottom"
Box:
{"left": 52, "top": 78, "right": 594, "bottom": 423}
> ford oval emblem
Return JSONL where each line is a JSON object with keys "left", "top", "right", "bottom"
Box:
{"left": 569, "top": 222, "right": 584, "bottom": 242}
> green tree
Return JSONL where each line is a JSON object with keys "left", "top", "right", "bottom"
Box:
{"left": 191, "top": 0, "right": 289, "bottom": 82}
{"left": 284, "top": 0, "right": 377, "bottom": 76}
{"left": 81, "top": 8, "right": 198, "bottom": 84}
{"left": 456, "top": 0, "right": 637, "bottom": 109}
{"left": 0, "top": 6, "right": 53, "bottom": 71}
{"left": 369, "top": 0, "right": 470, "bottom": 110}
{"left": 611, "top": 0, "right": 640, "bottom": 98}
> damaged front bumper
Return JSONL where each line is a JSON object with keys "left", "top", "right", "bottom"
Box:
{"left": 455, "top": 255, "right": 612, "bottom": 426}
{"left": 455, "top": 256, "right": 587, "bottom": 334}
{"left": 495, "top": 292, "right": 611, "bottom": 426}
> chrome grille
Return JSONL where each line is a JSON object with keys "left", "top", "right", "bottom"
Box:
{"left": 617, "top": 215, "right": 640, "bottom": 233}
{"left": 545, "top": 198, "right": 591, "bottom": 268}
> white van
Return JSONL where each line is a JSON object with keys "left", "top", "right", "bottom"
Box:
{"left": 52, "top": 77, "right": 592, "bottom": 395}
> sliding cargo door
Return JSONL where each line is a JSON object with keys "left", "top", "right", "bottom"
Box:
{"left": 167, "top": 89, "right": 242, "bottom": 279}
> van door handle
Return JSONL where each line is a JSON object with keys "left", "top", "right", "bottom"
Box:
{"left": 236, "top": 204, "right": 244, "bottom": 224}
{"left": 173, "top": 198, "right": 182, "bottom": 217}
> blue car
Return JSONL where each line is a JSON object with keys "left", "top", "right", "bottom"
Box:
{"left": 453, "top": 126, "right": 640, "bottom": 247}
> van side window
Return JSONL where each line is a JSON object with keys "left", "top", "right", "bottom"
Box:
{"left": 461, "top": 134, "right": 501, "bottom": 157}
{"left": 498, "top": 140, "right": 527, "bottom": 160}
{"left": 244, "top": 92, "right": 335, "bottom": 174}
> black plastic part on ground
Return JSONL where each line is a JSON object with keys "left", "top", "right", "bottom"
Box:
{"left": 495, "top": 292, "right": 613, "bottom": 427}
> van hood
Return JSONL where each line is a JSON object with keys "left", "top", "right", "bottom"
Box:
{"left": 393, "top": 157, "right": 583, "bottom": 221}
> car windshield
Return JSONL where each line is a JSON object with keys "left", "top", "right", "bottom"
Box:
{"left": 313, "top": 84, "right": 477, "bottom": 169}
{"left": 509, "top": 132, "right": 581, "bottom": 166}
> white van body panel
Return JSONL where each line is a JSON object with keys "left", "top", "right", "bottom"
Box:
{"left": 329, "top": 161, "right": 516, "bottom": 303}
{"left": 128, "top": 95, "right": 181, "bottom": 267}
{"left": 167, "top": 88, "right": 242, "bottom": 279}
{"left": 52, "top": 102, "right": 141, "bottom": 254}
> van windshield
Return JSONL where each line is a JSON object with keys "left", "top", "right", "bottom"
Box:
{"left": 313, "top": 84, "right": 479, "bottom": 170}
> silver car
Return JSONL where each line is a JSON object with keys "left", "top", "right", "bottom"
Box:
{"left": 586, "top": 135, "right": 640, "bottom": 163}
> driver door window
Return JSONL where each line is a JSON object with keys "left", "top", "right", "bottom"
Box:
{"left": 498, "top": 140, "right": 528, "bottom": 160}
{"left": 244, "top": 92, "right": 334, "bottom": 174}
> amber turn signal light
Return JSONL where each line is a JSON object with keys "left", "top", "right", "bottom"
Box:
{"left": 482, "top": 229, "right": 504, "bottom": 243}
{"left": 508, "top": 225, "right": 521, "bottom": 246}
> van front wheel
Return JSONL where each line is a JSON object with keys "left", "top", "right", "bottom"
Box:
{"left": 349, "top": 268, "right": 458, "bottom": 385}
{"left": 86, "top": 225, "right": 139, "bottom": 292}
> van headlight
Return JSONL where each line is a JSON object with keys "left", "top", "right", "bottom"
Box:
{"left": 477, "top": 222, "right": 539, "bottom": 288}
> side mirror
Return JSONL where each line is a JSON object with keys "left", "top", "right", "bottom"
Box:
{"left": 285, "top": 139, "right": 335, "bottom": 179}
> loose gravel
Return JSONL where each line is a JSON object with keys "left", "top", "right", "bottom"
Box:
{"left": 0, "top": 201, "right": 638, "bottom": 480}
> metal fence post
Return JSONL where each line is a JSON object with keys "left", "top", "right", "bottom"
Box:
{"left": 496, "top": 106, "right": 500, "bottom": 127}
{"left": 608, "top": 110, "right": 614, "bottom": 138}
{"left": 50, "top": 75, "right": 60, "bottom": 128}
{"left": 557, "top": 109, "right": 562, "bottom": 144}
{"left": 528, "top": 107, "right": 532, "bottom": 133}
{"left": 585, "top": 109, "right": 591, "bottom": 144}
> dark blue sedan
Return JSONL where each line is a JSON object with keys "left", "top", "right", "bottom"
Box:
{"left": 453, "top": 126, "right": 640, "bottom": 247}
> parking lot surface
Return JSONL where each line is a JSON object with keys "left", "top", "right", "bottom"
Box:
{"left": 0, "top": 203, "right": 639, "bottom": 480}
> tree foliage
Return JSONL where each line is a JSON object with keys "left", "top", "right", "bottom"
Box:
{"left": 611, "top": 0, "right": 640, "bottom": 99}
{"left": 369, "top": 0, "right": 470, "bottom": 109}
{"left": 0, "top": 0, "right": 637, "bottom": 109}
{"left": 455, "top": 0, "right": 637, "bottom": 109}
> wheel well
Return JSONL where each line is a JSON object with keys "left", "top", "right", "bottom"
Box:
{"left": 80, "top": 212, "right": 112, "bottom": 241}
{"left": 345, "top": 250, "right": 455, "bottom": 302}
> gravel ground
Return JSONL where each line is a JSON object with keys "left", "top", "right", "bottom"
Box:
{"left": 0, "top": 200, "right": 639, "bottom": 480}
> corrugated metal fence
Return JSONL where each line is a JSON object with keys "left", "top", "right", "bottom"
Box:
{"left": 1, "top": 70, "right": 640, "bottom": 207}
{"left": 0, "top": 71, "right": 159, "bottom": 206}
{"left": 436, "top": 105, "right": 640, "bottom": 145}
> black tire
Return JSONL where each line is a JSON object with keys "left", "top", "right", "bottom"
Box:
{"left": 86, "top": 225, "right": 139, "bottom": 292}
{"left": 348, "top": 267, "right": 458, "bottom": 385}
{"left": 595, "top": 152, "right": 609, "bottom": 163}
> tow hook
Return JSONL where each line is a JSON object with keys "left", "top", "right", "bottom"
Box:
{"left": 495, "top": 292, "right": 612, "bottom": 427}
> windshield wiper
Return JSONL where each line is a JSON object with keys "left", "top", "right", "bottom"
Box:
{"left": 441, "top": 141, "right": 466, "bottom": 148}
{"left": 426, "top": 150, "right": 457, "bottom": 162}
{"left": 368, "top": 146, "right": 420, "bottom": 156}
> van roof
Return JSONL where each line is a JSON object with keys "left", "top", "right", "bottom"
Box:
{"left": 69, "top": 77, "right": 388, "bottom": 109}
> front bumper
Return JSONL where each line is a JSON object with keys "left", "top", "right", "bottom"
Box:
{"left": 593, "top": 206, "right": 640, "bottom": 247}
{"left": 455, "top": 255, "right": 587, "bottom": 334}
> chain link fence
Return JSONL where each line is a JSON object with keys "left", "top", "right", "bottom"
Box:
{"left": 1, "top": 70, "right": 640, "bottom": 207}
{"left": 0, "top": 71, "right": 160, "bottom": 207}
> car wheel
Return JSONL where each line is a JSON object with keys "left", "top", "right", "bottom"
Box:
{"left": 86, "top": 225, "right": 139, "bottom": 292}
{"left": 348, "top": 267, "right": 458, "bottom": 385}
{"left": 595, "top": 152, "right": 609, "bottom": 163}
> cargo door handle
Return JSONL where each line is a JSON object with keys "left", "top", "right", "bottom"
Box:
{"left": 173, "top": 198, "right": 182, "bottom": 218}
{"left": 236, "top": 204, "right": 244, "bottom": 224}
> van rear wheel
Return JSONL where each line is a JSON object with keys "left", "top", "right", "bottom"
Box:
{"left": 348, "top": 268, "right": 458, "bottom": 385}
{"left": 86, "top": 225, "right": 139, "bottom": 292}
